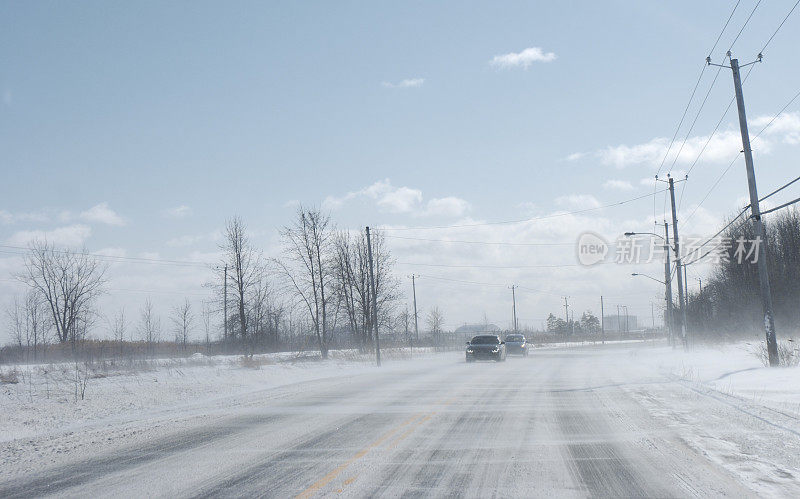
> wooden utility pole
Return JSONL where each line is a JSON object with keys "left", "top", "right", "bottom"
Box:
{"left": 223, "top": 264, "right": 228, "bottom": 341}
{"left": 600, "top": 295, "right": 605, "bottom": 344}
{"left": 668, "top": 176, "right": 688, "bottom": 349}
{"left": 729, "top": 55, "right": 778, "bottom": 366}
{"left": 510, "top": 285, "right": 518, "bottom": 333}
{"left": 664, "top": 222, "right": 674, "bottom": 347}
{"left": 411, "top": 274, "right": 419, "bottom": 341}
{"left": 366, "top": 226, "right": 381, "bottom": 367}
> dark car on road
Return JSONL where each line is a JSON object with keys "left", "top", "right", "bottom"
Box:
{"left": 465, "top": 335, "right": 506, "bottom": 362}
{"left": 504, "top": 334, "right": 528, "bottom": 356}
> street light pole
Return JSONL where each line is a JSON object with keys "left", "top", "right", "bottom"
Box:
{"left": 625, "top": 228, "right": 674, "bottom": 346}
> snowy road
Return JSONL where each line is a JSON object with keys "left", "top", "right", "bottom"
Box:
{"left": 2, "top": 343, "right": 799, "bottom": 497}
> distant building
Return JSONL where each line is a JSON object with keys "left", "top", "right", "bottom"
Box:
{"left": 454, "top": 323, "right": 501, "bottom": 334}
{"left": 602, "top": 315, "right": 638, "bottom": 332}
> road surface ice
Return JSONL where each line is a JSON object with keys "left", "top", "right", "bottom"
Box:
{"left": 2, "top": 342, "right": 800, "bottom": 497}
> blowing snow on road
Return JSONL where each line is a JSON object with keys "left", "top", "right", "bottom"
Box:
{"left": 3, "top": 343, "right": 800, "bottom": 498}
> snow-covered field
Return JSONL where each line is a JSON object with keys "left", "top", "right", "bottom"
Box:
{"left": 0, "top": 348, "right": 436, "bottom": 444}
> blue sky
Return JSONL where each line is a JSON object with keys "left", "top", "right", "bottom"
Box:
{"left": 2, "top": 1, "right": 800, "bottom": 340}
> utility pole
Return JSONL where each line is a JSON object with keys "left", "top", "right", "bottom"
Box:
{"left": 510, "top": 285, "right": 518, "bottom": 333}
{"left": 366, "top": 227, "right": 381, "bottom": 367}
{"left": 617, "top": 305, "right": 620, "bottom": 334}
{"left": 410, "top": 274, "right": 419, "bottom": 341}
{"left": 683, "top": 263, "right": 689, "bottom": 314}
{"left": 726, "top": 54, "right": 779, "bottom": 365}
{"left": 667, "top": 175, "right": 688, "bottom": 349}
{"left": 223, "top": 264, "right": 228, "bottom": 341}
{"left": 651, "top": 302, "right": 655, "bottom": 329}
{"left": 623, "top": 305, "right": 629, "bottom": 334}
{"left": 563, "top": 297, "right": 569, "bottom": 335}
{"left": 600, "top": 295, "right": 605, "bottom": 344}
{"left": 664, "top": 222, "right": 674, "bottom": 347}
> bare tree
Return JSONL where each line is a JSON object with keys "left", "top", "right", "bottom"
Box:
{"left": 7, "top": 297, "right": 27, "bottom": 351}
{"left": 216, "top": 217, "right": 261, "bottom": 343}
{"left": 276, "top": 206, "right": 333, "bottom": 359}
{"left": 17, "top": 241, "right": 107, "bottom": 350}
{"left": 112, "top": 308, "right": 126, "bottom": 343}
{"left": 427, "top": 306, "right": 444, "bottom": 344}
{"left": 138, "top": 298, "right": 161, "bottom": 356}
{"left": 331, "top": 229, "right": 400, "bottom": 351}
{"left": 171, "top": 299, "right": 193, "bottom": 350}
{"left": 249, "top": 272, "right": 282, "bottom": 349}
{"left": 201, "top": 301, "right": 213, "bottom": 346}
{"left": 111, "top": 308, "right": 126, "bottom": 356}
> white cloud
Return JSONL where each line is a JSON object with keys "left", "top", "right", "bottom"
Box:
{"left": 323, "top": 179, "right": 422, "bottom": 213}
{"left": 555, "top": 194, "right": 601, "bottom": 210}
{"left": 80, "top": 202, "right": 125, "bottom": 226}
{"left": 323, "top": 179, "right": 469, "bottom": 217}
{"left": 490, "top": 47, "right": 557, "bottom": 69}
{"left": 165, "top": 230, "right": 224, "bottom": 248}
{"left": 0, "top": 210, "right": 50, "bottom": 224}
{"left": 602, "top": 180, "right": 634, "bottom": 191}
{"left": 163, "top": 205, "right": 192, "bottom": 219}
{"left": 423, "top": 197, "right": 471, "bottom": 217}
{"left": 378, "top": 187, "right": 423, "bottom": 213}
{"left": 581, "top": 112, "right": 800, "bottom": 170}
{"left": 752, "top": 112, "right": 800, "bottom": 145}
{"left": 7, "top": 224, "right": 92, "bottom": 247}
{"left": 382, "top": 78, "right": 425, "bottom": 89}
{"left": 565, "top": 152, "right": 586, "bottom": 161}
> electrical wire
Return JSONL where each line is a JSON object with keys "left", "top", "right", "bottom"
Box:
{"left": 666, "top": 63, "right": 725, "bottom": 176}
{"left": 380, "top": 189, "right": 668, "bottom": 232}
{"left": 397, "top": 261, "right": 610, "bottom": 270}
{"left": 727, "top": 0, "right": 762, "bottom": 52}
{"left": 384, "top": 235, "right": 573, "bottom": 247}
{"left": 760, "top": 175, "right": 800, "bottom": 203}
{"left": 761, "top": 196, "right": 800, "bottom": 215}
{"left": 0, "top": 244, "right": 212, "bottom": 268}
{"left": 655, "top": 0, "right": 743, "bottom": 178}
{"left": 760, "top": 0, "right": 800, "bottom": 53}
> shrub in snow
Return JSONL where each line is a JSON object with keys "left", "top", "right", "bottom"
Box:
{"left": 0, "top": 367, "right": 21, "bottom": 384}
{"left": 755, "top": 340, "right": 800, "bottom": 367}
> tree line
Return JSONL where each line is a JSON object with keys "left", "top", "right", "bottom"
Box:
{"left": 684, "top": 207, "right": 800, "bottom": 340}
{"left": 3, "top": 206, "right": 441, "bottom": 362}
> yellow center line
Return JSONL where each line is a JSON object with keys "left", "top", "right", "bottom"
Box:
{"left": 384, "top": 398, "right": 456, "bottom": 449}
{"left": 336, "top": 475, "right": 359, "bottom": 493}
{"left": 295, "top": 413, "right": 421, "bottom": 499}
{"left": 385, "top": 413, "right": 435, "bottom": 450}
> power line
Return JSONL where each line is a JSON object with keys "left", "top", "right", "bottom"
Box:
{"left": 397, "top": 261, "right": 608, "bottom": 270}
{"left": 760, "top": 175, "right": 800, "bottom": 204}
{"left": 415, "top": 274, "right": 506, "bottom": 287}
{"left": 384, "top": 235, "right": 573, "bottom": 247}
{"left": 727, "top": 0, "right": 762, "bottom": 52}
{"left": 760, "top": 0, "right": 800, "bottom": 53}
{"left": 682, "top": 173, "right": 800, "bottom": 263}
{"left": 682, "top": 72, "right": 795, "bottom": 228}
{"left": 655, "top": 0, "right": 743, "bottom": 178}
{"left": 761, "top": 196, "right": 800, "bottom": 216}
{"left": 667, "top": 63, "right": 725, "bottom": 176}
{"left": 685, "top": 196, "right": 800, "bottom": 267}
{"left": 681, "top": 2, "right": 800, "bottom": 220}
{"left": 0, "top": 244, "right": 213, "bottom": 268}
{"left": 380, "top": 189, "right": 668, "bottom": 232}
{"left": 711, "top": 0, "right": 744, "bottom": 56}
